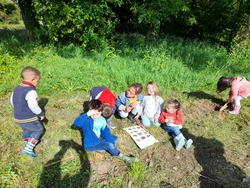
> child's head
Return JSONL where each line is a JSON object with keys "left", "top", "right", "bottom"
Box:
{"left": 21, "top": 66, "right": 41, "bottom": 87}
{"left": 166, "top": 99, "right": 181, "bottom": 113}
{"left": 126, "top": 83, "right": 143, "bottom": 98}
{"left": 88, "top": 99, "right": 104, "bottom": 120}
{"left": 102, "top": 104, "right": 113, "bottom": 119}
{"left": 146, "top": 81, "right": 159, "bottom": 96}
{"left": 217, "top": 76, "right": 232, "bottom": 92}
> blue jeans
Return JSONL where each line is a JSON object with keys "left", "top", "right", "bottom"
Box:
{"left": 163, "top": 125, "right": 181, "bottom": 138}
{"left": 86, "top": 136, "right": 119, "bottom": 156}
{"left": 141, "top": 115, "right": 161, "bottom": 127}
{"left": 17, "top": 120, "right": 44, "bottom": 140}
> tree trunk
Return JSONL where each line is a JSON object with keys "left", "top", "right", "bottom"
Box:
{"left": 18, "top": 0, "right": 40, "bottom": 40}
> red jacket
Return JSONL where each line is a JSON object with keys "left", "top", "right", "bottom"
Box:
{"left": 158, "top": 109, "right": 183, "bottom": 125}
{"left": 98, "top": 89, "right": 116, "bottom": 108}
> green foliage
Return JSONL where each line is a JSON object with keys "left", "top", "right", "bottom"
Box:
{"left": 130, "top": 0, "right": 194, "bottom": 36}
{"left": 0, "top": 0, "right": 21, "bottom": 24}
{"left": 5, "top": 0, "right": 248, "bottom": 50}
{"left": 115, "top": 0, "right": 249, "bottom": 49}
{"left": 32, "top": 0, "right": 123, "bottom": 48}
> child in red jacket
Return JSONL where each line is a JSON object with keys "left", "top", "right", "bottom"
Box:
{"left": 158, "top": 99, "right": 193, "bottom": 151}
{"left": 90, "top": 86, "right": 116, "bottom": 128}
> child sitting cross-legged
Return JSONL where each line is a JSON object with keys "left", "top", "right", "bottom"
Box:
{"left": 74, "top": 99, "right": 139, "bottom": 163}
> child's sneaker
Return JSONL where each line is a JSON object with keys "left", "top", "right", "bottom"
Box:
{"left": 176, "top": 138, "right": 185, "bottom": 151}
{"left": 229, "top": 106, "right": 240, "bottom": 115}
{"left": 118, "top": 153, "right": 139, "bottom": 163}
{"left": 128, "top": 113, "right": 137, "bottom": 124}
{"left": 107, "top": 120, "right": 116, "bottom": 129}
{"left": 185, "top": 139, "right": 193, "bottom": 149}
{"left": 174, "top": 133, "right": 185, "bottom": 151}
{"left": 22, "top": 138, "right": 38, "bottom": 158}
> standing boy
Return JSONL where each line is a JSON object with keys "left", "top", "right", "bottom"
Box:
{"left": 10, "top": 66, "right": 45, "bottom": 158}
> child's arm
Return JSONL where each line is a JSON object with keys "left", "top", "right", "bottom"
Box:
{"left": 173, "top": 111, "right": 183, "bottom": 125}
{"left": 10, "top": 92, "right": 14, "bottom": 106}
{"left": 116, "top": 93, "right": 132, "bottom": 112}
{"left": 26, "top": 90, "right": 45, "bottom": 119}
{"left": 158, "top": 111, "right": 166, "bottom": 124}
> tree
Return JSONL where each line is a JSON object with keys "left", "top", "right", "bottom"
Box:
{"left": 12, "top": 0, "right": 40, "bottom": 39}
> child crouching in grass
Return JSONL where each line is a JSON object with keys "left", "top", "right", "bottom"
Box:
{"left": 74, "top": 99, "right": 139, "bottom": 163}
{"left": 217, "top": 76, "right": 250, "bottom": 115}
{"left": 158, "top": 99, "right": 193, "bottom": 151}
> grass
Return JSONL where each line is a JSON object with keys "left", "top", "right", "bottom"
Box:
{"left": 0, "top": 30, "right": 250, "bottom": 187}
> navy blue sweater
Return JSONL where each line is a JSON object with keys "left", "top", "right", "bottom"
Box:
{"left": 12, "top": 83, "right": 44, "bottom": 123}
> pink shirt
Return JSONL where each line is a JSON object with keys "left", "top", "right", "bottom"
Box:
{"left": 229, "top": 76, "right": 250, "bottom": 100}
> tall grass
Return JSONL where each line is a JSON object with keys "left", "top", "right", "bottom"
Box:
{"left": 1, "top": 33, "right": 249, "bottom": 96}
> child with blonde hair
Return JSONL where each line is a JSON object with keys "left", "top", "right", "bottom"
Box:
{"left": 217, "top": 76, "right": 250, "bottom": 114}
{"left": 158, "top": 99, "right": 193, "bottom": 151}
{"left": 141, "top": 82, "right": 164, "bottom": 127}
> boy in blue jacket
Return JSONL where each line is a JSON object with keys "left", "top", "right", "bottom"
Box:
{"left": 115, "top": 83, "right": 143, "bottom": 124}
{"left": 74, "top": 99, "right": 139, "bottom": 163}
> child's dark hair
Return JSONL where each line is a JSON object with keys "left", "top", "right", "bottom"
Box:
{"left": 217, "top": 76, "right": 233, "bottom": 92}
{"left": 167, "top": 99, "right": 181, "bottom": 110}
{"left": 21, "top": 66, "right": 40, "bottom": 79}
{"left": 129, "top": 83, "right": 143, "bottom": 95}
{"left": 88, "top": 99, "right": 104, "bottom": 111}
{"left": 102, "top": 104, "right": 112, "bottom": 119}
{"left": 167, "top": 99, "right": 181, "bottom": 120}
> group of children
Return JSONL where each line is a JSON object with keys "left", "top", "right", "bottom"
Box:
{"left": 11, "top": 66, "right": 250, "bottom": 163}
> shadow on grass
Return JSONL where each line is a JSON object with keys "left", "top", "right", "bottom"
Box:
{"left": 183, "top": 91, "right": 228, "bottom": 111}
{"left": 38, "top": 140, "right": 90, "bottom": 188}
{"left": 182, "top": 128, "right": 248, "bottom": 188}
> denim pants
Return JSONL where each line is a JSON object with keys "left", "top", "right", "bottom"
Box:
{"left": 17, "top": 120, "right": 44, "bottom": 140}
{"left": 86, "top": 136, "right": 119, "bottom": 156}
{"left": 163, "top": 125, "right": 181, "bottom": 138}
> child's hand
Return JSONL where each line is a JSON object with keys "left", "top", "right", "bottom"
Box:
{"left": 135, "top": 114, "right": 140, "bottom": 119}
{"left": 129, "top": 101, "right": 138, "bottom": 108}
{"left": 154, "top": 118, "right": 159, "bottom": 123}
{"left": 165, "top": 117, "right": 173, "bottom": 123}
{"left": 125, "top": 106, "right": 132, "bottom": 112}
{"left": 40, "top": 116, "right": 45, "bottom": 121}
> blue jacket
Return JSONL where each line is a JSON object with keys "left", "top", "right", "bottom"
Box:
{"left": 115, "top": 91, "right": 144, "bottom": 111}
{"left": 74, "top": 113, "right": 116, "bottom": 149}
